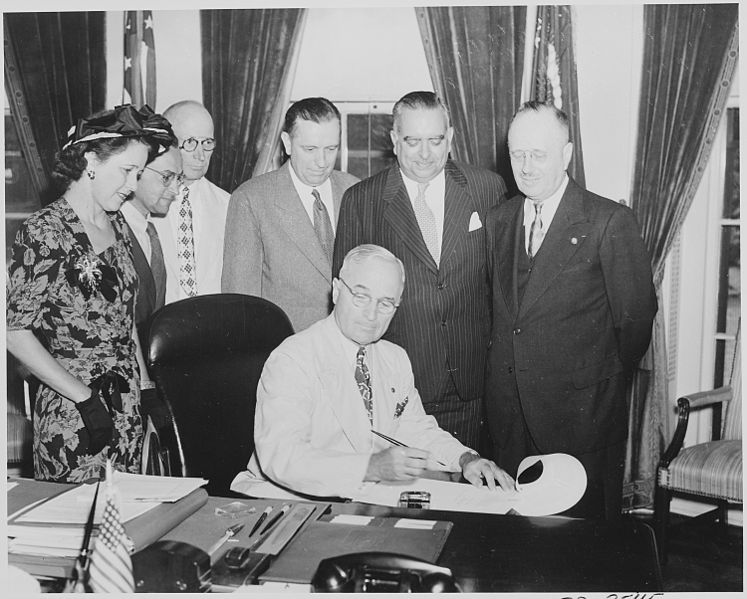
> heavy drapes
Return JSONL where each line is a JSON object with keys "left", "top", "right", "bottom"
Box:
{"left": 201, "top": 9, "right": 306, "bottom": 193}
{"left": 624, "top": 3, "right": 739, "bottom": 509}
{"left": 415, "top": 6, "right": 526, "bottom": 195}
{"left": 4, "top": 12, "right": 106, "bottom": 206}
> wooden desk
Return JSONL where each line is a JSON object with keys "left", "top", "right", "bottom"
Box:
{"left": 162, "top": 496, "right": 663, "bottom": 593}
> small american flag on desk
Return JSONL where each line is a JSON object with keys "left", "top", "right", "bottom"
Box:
{"left": 123, "top": 10, "right": 156, "bottom": 108}
{"left": 88, "top": 461, "right": 135, "bottom": 593}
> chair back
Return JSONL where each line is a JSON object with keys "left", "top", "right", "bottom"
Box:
{"left": 147, "top": 293, "right": 294, "bottom": 496}
{"left": 723, "top": 322, "right": 742, "bottom": 441}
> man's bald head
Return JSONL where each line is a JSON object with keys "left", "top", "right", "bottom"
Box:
{"left": 163, "top": 101, "right": 216, "bottom": 183}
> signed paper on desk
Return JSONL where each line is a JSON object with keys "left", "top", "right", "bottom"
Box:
{"left": 352, "top": 478, "right": 520, "bottom": 514}
{"left": 352, "top": 453, "right": 588, "bottom": 516}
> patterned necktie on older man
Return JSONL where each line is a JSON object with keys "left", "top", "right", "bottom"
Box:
{"left": 528, "top": 201, "right": 545, "bottom": 260}
{"left": 355, "top": 346, "right": 373, "bottom": 426}
{"left": 177, "top": 185, "right": 197, "bottom": 297}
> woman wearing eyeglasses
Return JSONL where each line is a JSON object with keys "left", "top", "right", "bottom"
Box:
{"left": 6, "top": 104, "right": 175, "bottom": 483}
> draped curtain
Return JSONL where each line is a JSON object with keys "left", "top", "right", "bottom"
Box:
{"left": 4, "top": 12, "right": 106, "bottom": 206}
{"left": 201, "top": 9, "right": 306, "bottom": 193}
{"left": 415, "top": 6, "right": 526, "bottom": 195}
{"left": 624, "top": 4, "right": 739, "bottom": 509}
{"left": 531, "top": 5, "right": 585, "bottom": 187}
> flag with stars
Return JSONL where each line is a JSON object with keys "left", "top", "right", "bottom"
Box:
{"left": 531, "top": 5, "right": 585, "bottom": 187}
{"left": 123, "top": 10, "right": 156, "bottom": 108}
{"left": 88, "top": 462, "right": 135, "bottom": 593}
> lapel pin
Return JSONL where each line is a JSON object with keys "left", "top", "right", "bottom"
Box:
{"left": 571, "top": 237, "right": 578, "bottom": 245}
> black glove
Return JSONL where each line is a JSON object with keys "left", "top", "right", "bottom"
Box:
{"left": 75, "top": 389, "right": 113, "bottom": 455}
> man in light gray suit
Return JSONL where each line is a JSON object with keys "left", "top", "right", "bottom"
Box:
{"left": 222, "top": 97, "right": 359, "bottom": 331}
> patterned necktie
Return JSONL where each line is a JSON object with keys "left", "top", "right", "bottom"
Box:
{"left": 413, "top": 182, "right": 439, "bottom": 263}
{"left": 146, "top": 221, "right": 166, "bottom": 309}
{"left": 355, "top": 346, "right": 373, "bottom": 426}
{"left": 312, "top": 188, "right": 334, "bottom": 265}
{"left": 528, "top": 201, "right": 545, "bottom": 259}
{"left": 177, "top": 186, "right": 197, "bottom": 297}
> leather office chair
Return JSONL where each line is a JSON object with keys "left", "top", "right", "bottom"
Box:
{"left": 147, "top": 293, "right": 294, "bottom": 497}
{"left": 654, "top": 324, "right": 742, "bottom": 562}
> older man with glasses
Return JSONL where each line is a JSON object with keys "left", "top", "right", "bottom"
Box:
{"left": 231, "top": 244, "right": 514, "bottom": 500}
{"left": 151, "top": 100, "right": 230, "bottom": 304}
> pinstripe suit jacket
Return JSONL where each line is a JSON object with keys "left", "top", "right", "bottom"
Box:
{"left": 222, "top": 162, "right": 359, "bottom": 332}
{"left": 333, "top": 160, "right": 507, "bottom": 408}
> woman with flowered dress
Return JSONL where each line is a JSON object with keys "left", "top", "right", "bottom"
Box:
{"left": 6, "top": 105, "right": 174, "bottom": 483}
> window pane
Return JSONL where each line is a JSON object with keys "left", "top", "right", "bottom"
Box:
{"left": 715, "top": 106, "right": 740, "bottom": 387}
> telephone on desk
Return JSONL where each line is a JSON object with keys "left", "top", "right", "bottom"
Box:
{"left": 311, "top": 552, "right": 459, "bottom": 593}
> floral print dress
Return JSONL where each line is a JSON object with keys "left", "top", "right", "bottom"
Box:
{"left": 6, "top": 198, "right": 143, "bottom": 482}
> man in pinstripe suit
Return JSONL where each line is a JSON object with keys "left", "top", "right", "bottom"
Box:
{"left": 333, "top": 91, "right": 507, "bottom": 450}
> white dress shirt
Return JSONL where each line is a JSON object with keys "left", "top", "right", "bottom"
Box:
{"left": 288, "top": 166, "right": 336, "bottom": 232}
{"left": 151, "top": 176, "right": 230, "bottom": 304}
{"left": 523, "top": 174, "right": 569, "bottom": 254}
{"left": 121, "top": 201, "right": 153, "bottom": 263}
{"left": 402, "top": 169, "right": 446, "bottom": 254}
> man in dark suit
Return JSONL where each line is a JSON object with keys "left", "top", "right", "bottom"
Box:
{"left": 333, "top": 91, "right": 506, "bottom": 449}
{"left": 223, "top": 98, "right": 359, "bottom": 332}
{"left": 485, "top": 101, "right": 657, "bottom": 519}
{"left": 122, "top": 144, "right": 182, "bottom": 349}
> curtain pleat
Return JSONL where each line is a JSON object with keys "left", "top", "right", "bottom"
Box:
{"left": 624, "top": 4, "right": 738, "bottom": 509}
{"left": 201, "top": 9, "right": 306, "bottom": 193}
{"left": 416, "top": 6, "right": 525, "bottom": 195}
{"left": 4, "top": 12, "right": 106, "bottom": 205}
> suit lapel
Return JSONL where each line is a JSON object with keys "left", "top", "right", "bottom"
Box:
{"left": 274, "top": 163, "right": 332, "bottom": 282}
{"left": 519, "top": 180, "right": 593, "bottom": 318}
{"left": 318, "top": 319, "right": 371, "bottom": 453}
{"left": 494, "top": 201, "right": 522, "bottom": 320}
{"left": 329, "top": 171, "right": 345, "bottom": 224}
{"left": 125, "top": 224, "right": 156, "bottom": 303}
{"left": 440, "top": 162, "right": 474, "bottom": 272}
{"left": 382, "top": 168, "right": 438, "bottom": 274}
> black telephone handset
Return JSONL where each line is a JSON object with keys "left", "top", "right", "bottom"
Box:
{"left": 311, "top": 552, "right": 459, "bottom": 593}
{"left": 223, "top": 546, "right": 255, "bottom": 569}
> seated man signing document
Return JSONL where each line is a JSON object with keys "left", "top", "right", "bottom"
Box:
{"left": 232, "top": 244, "right": 514, "bottom": 499}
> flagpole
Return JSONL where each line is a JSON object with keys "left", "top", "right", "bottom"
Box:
{"left": 63, "top": 481, "right": 100, "bottom": 593}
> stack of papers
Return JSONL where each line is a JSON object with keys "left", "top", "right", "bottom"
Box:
{"left": 8, "top": 473, "right": 207, "bottom": 557}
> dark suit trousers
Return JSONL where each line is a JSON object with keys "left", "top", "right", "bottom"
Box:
{"left": 426, "top": 377, "right": 485, "bottom": 452}
{"left": 494, "top": 380, "right": 625, "bottom": 521}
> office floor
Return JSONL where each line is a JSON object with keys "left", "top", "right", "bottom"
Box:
{"left": 628, "top": 512, "right": 743, "bottom": 593}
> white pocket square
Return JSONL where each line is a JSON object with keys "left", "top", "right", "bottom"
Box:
{"left": 468, "top": 212, "right": 482, "bottom": 232}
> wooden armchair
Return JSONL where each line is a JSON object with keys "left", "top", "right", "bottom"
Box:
{"left": 654, "top": 332, "right": 742, "bottom": 562}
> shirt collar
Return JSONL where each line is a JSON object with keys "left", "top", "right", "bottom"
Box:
{"left": 121, "top": 200, "right": 150, "bottom": 233}
{"left": 523, "top": 173, "right": 569, "bottom": 224}
{"left": 400, "top": 169, "right": 445, "bottom": 199}
{"left": 288, "top": 163, "right": 332, "bottom": 198}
